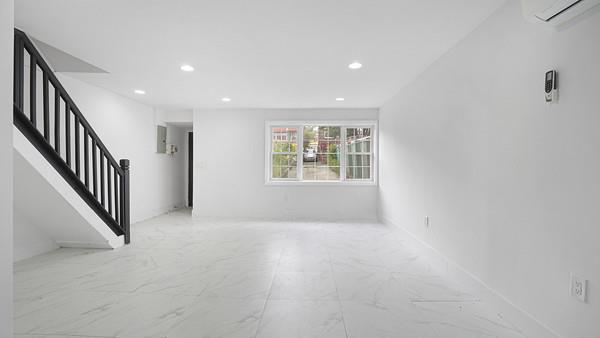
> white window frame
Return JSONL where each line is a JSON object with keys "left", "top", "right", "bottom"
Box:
{"left": 265, "top": 120, "right": 378, "bottom": 186}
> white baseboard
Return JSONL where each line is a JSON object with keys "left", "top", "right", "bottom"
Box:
{"left": 56, "top": 235, "right": 123, "bottom": 249}
{"left": 191, "top": 212, "right": 378, "bottom": 223}
{"left": 132, "top": 203, "right": 185, "bottom": 224}
{"left": 381, "top": 215, "right": 561, "bottom": 338}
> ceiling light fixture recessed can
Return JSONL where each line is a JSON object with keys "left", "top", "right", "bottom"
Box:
{"left": 134, "top": 89, "right": 146, "bottom": 95}
{"left": 336, "top": 97, "right": 345, "bottom": 101}
{"left": 180, "top": 64, "right": 195, "bottom": 72}
{"left": 221, "top": 97, "right": 231, "bottom": 102}
{"left": 348, "top": 61, "right": 362, "bottom": 70}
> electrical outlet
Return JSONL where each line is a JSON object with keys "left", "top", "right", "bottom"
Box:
{"left": 570, "top": 274, "right": 587, "bottom": 303}
{"left": 424, "top": 216, "right": 430, "bottom": 228}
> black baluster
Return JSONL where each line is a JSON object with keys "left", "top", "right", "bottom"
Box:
{"left": 108, "top": 163, "right": 112, "bottom": 216}
{"left": 120, "top": 159, "right": 130, "bottom": 244}
{"left": 65, "top": 103, "right": 71, "bottom": 167}
{"left": 54, "top": 89, "right": 60, "bottom": 154}
{"left": 14, "top": 35, "right": 24, "bottom": 110}
{"left": 29, "top": 54, "right": 36, "bottom": 125}
{"left": 13, "top": 35, "right": 19, "bottom": 107}
{"left": 84, "top": 128, "right": 89, "bottom": 188}
{"left": 92, "top": 139, "right": 98, "bottom": 198}
{"left": 115, "top": 170, "right": 120, "bottom": 224}
{"left": 100, "top": 151, "right": 105, "bottom": 207}
{"left": 75, "top": 116, "right": 81, "bottom": 177}
{"left": 43, "top": 73, "right": 49, "bottom": 140}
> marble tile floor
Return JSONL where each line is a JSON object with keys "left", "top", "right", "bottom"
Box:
{"left": 14, "top": 209, "right": 531, "bottom": 338}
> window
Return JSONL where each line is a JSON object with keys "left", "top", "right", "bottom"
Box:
{"left": 345, "top": 127, "right": 372, "bottom": 180}
{"left": 271, "top": 127, "right": 298, "bottom": 179}
{"left": 266, "top": 121, "right": 377, "bottom": 184}
{"left": 302, "top": 126, "right": 341, "bottom": 181}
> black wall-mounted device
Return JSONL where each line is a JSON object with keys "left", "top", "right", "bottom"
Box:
{"left": 545, "top": 70, "right": 558, "bottom": 103}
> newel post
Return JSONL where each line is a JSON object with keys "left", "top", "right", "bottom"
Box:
{"left": 120, "top": 159, "right": 131, "bottom": 244}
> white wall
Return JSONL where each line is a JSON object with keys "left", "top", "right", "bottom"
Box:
{"left": 193, "top": 108, "right": 378, "bottom": 220}
{"left": 379, "top": 2, "right": 600, "bottom": 337}
{"left": 167, "top": 124, "right": 186, "bottom": 210}
{"left": 156, "top": 109, "right": 193, "bottom": 126}
{"left": 57, "top": 75, "right": 186, "bottom": 223}
{"left": 13, "top": 211, "right": 58, "bottom": 262}
{"left": 0, "top": 0, "right": 13, "bottom": 336}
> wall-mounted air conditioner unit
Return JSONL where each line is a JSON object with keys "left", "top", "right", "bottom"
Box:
{"left": 521, "top": 0, "right": 600, "bottom": 26}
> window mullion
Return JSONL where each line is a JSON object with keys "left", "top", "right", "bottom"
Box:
{"left": 297, "top": 125, "right": 303, "bottom": 181}
{"left": 368, "top": 126, "right": 373, "bottom": 181}
{"left": 269, "top": 127, "right": 273, "bottom": 181}
{"left": 340, "top": 126, "right": 346, "bottom": 181}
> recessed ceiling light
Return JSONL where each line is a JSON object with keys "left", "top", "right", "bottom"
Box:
{"left": 221, "top": 97, "right": 231, "bottom": 102}
{"left": 180, "top": 64, "right": 194, "bottom": 72}
{"left": 348, "top": 61, "right": 362, "bottom": 70}
{"left": 134, "top": 89, "right": 146, "bottom": 95}
{"left": 336, "top": 97, "right": 345, "bottom": 101}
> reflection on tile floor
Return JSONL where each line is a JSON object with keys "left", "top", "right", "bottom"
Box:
{"left": 14, "top": 209, "right": 529, "bottom": 338}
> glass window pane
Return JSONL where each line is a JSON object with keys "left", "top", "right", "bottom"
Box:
{"left": 272, "top": 154, "right": 284, "bottom": 166}
{"left": 271, "top": 127, "right": 298, "bottom": 180}
{"left": 272, "top": 128, "right": 297, "bottom": 152}
{"left": 362, "top": 140, "right": 370, "bottom": 152}
{"left": 303, "top": 166, "right": 317, "bottom": 180}
{"left": 346, "top": 127, "right": 372, "bottom": 180}
{"left": 272, "top": 142, "right": 288, "bottom": 153}
{"left": 303, "top": 125, "right": 341, "bottom": 181}
{"left": 273, "top": 154, "right": 297, "bottom": 167}
{"left": 346, "top": 167, "right": 354, "bottom": 179}
{"left": 287, "top": 166, "right": 297, "bottom": 179}
{"left": 362, "top": 166, "right": 371, "bottom": 179}
{"left": 327, "top": 167, "right": 340, "bottom": 180}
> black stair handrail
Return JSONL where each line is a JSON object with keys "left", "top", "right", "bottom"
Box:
{"left": 13, "top": 28, "right": 130, "bottom": 244}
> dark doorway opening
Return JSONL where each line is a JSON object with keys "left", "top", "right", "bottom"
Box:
{"left": 188, "top": 132, "right": 193, "bottom": 207}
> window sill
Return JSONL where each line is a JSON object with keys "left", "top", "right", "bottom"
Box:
{"left": 265, "top": 180, "right": 377, "bottom": 186}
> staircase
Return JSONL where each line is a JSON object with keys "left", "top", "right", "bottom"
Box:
{"left": 12, "top": 28, "right": 130, "bottom": 246}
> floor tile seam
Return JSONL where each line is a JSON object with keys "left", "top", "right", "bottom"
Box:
{"left": 15, "top": 286, "right": 234, "bottom": 300}
{"left": 14, "top": 331, "right": 116, "bottom": 338}
{"left": 410, "top": 299, "right": 483, "bottom": 303}
{"left": 326, "top": 248, "right": 350, "bottom": 338}
{"left": 253, "top": 246, "right": 285, "bottom": 338}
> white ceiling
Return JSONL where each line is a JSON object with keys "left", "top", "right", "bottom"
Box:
{"left": 15, "top": 0, "right": 505, "bottom": 109}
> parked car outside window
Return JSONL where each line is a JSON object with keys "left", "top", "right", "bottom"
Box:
{"left": 303, "top": 148, "right": 317, "bottom": 162}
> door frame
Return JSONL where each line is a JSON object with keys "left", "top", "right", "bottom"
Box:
{"left": 188, "top": 132, "right": 193, "bottom": 207}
